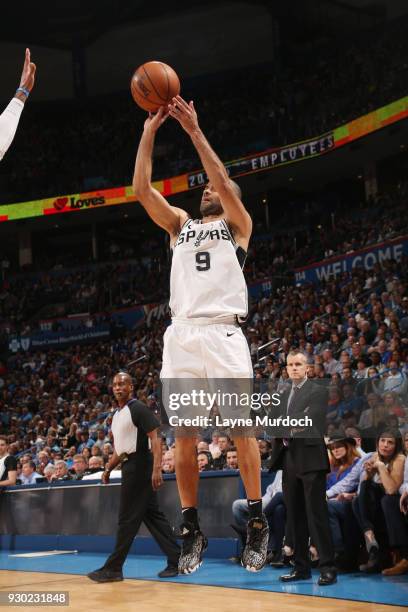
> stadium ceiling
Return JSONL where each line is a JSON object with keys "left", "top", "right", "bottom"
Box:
{"left": 1, "top": 0, "right": 407, "bottom": 51}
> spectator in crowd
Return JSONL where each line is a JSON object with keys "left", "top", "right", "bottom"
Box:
{"left": 197, "top": 452, "right": 211, "bottom": 472}
{"left": 382, "top": 391, "right": 406, "bottom": 419}
{"left": 91, "top": 445, "right": 103, "bottom": 457}
{"left": 322, "top": 435, "right": 362, "bottom": 570}
{"left": 225, "top": 447, "right": 239, "bottom": 470}
{"left": 323, "top": 349, "right": 341, "bottom": 376}
{"left": 258, "top": 439, "right": 272, "bottom": 469}
{"left": 88, "top": 456, "right": 105, "bottom": 472}
{"left": 71, "top": 454, "right": 89, "bottom": 480}
{"left": 162, "top": 450, "right": 175, "bottom": 474}
{"left": 93, "top": 427, "right": 109, "bottom": 450}
{"left": 343, "top": 427, "right": 367, "bottom": 458}
{"left": 52, "top": 460, "right": 71, "bottom": 481}
{"left": 77, "top": 429, "right": 95, "bottom": 452}
{"left": 43, "top": 463, "right": 56, "bottom": 482}
{"left": 82, "top": 447, "right": 92, "bottom": 461}
{"left": 197, "top": 441, "right": 210, "bottom": 453}
{"left": 211, "top": 434, "right": 231, "bottom": 470}
{"left": 36, "top": 451, "right": 51, "bottom": 476}
{"left": 81, "top": 456, "right": 105, "bottom": 480}
{"left": 327, "top": 387, "right": 342, "bottom": 422}
{"left": 353, "top": 430, "right": 405, "bottom": 573}
{"left": 383, "top": 362, "right": 407, "bottom": 395}
{"left": 326, "top": 436, "right": 361, "bottom": 490}
{"left": 381, "top": 453, "right": 408, "bottom": 575}
{"left": 18, "top": 460, "right": 42, "bottom": 485}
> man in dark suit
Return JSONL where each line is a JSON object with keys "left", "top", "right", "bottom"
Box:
{"left": 269, "top": 349, "right": 337, "bottom": 585}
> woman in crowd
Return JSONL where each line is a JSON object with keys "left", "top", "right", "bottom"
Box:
{"left": 353, "top": 430, "right": 405, "bottom": 573}
{"left": 310, "top": 435, "right": 360, "bottom": 567}
{"left": 327, "top": 436, "right": 361, "bottom": 490}
{"left": 380, "top": 406, "right": 408, "bottom": 576}
{"left": 325, "top": 435, "right": 363, "bottom": 571}
{"left": 356, "top": 366, "right": 383, "bottom": 396}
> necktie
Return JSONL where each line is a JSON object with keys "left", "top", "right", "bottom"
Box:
{"left": 283, "top": 386, "right": 300, "bottom": 446}
{"left": 287, "top": 385, "right": 300, "bottom": 416}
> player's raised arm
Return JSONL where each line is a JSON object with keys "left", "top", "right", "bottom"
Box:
{"left": 132, "top": 107, "right": 189, "bottom": 239}
{"left": 168, "top": 96, "right": 252, "bottom": 241}
{"left": 0, "top": 48, "right": 36, "bottom": 161}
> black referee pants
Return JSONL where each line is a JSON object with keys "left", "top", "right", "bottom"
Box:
{"left": 104, "top": 459, "right": 180, "bottom": 571}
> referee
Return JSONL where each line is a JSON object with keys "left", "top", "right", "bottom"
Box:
{"left": 87, "top": 372, "right": 180, "bottom": 582}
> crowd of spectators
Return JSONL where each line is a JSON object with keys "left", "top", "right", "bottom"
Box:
{"left": 1, "top": 16, "right": 408, "bottom": 203}
{"left": 0, "top": 232, "right": 407, "bottom": 474}
{"left": 0, "top": 183, "right": 407, "bottom": 342}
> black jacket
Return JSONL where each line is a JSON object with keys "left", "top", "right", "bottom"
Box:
{"left": 268, "top": 379, "right": 330, "bottom": 474}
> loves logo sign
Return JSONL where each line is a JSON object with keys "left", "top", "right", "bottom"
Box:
{"left": 69, "top": 195, "right": 106, "bottom": 209}
{"left": 51, "top": 195, "right": 106, "bottom": 212}
{"left": 53, "top": 197, "right": 68, "bottom": 211}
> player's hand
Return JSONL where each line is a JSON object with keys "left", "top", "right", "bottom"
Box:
{"left": 168, "top": 96, "right": 199, "bottom": 135}
{"left": 152, "top": 466, "right": 163, "bottom": 491}
{"left": 144, "top": 106, "right": 169, "bottom": 133}
{"left": 19, "top": 48, "right": 36, "bottom": 93}
{"left": 102, "top": 470, "right": 111, "bottom": 485}
{"left": 400, "top": 490, "right": 408, "bottom": 514}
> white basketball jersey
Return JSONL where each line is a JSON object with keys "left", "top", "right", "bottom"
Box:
{"left": 169, "top": 218, "right": 248, "bottom": 319}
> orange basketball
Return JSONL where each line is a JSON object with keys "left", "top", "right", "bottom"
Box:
{"left": 130, "top": 61, "right": 180, "bottom": 112}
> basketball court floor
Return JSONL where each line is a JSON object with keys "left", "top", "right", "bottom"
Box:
{"left": 0, "top": 552, "right": 406, "bottom": 611}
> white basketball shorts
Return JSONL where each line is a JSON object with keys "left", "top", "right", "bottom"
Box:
{"left": 160, "top": 317, "right": 253, "bottom": 423}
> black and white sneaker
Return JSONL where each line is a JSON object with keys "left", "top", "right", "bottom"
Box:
{"left": 178, "top": 521, "right": 208, "bottom": 574}
{"left": 241, "top": 515, "right": 269, "bottom": 572}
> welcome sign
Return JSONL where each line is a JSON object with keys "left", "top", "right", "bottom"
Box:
{"left": 294, "top": 235, "right": 408, "bottom": 285}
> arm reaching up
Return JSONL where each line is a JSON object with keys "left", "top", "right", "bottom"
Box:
{"left": 0, "top": 48, "right": 36, "bottom": 161}
{"left": 132, "top": 107, "right": 189, "bottom": 241}
{"left": 168, "top": 95, "right": 252, "bottom": 245}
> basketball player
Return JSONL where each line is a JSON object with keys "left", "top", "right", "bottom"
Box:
{"left": 0, "top": 49, "right": 36, "bottom": 161}
{"left": 132, "top": 96, "right": 268, "bottom": 574}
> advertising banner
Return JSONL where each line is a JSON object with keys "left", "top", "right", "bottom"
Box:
{"left": 187, "top": 133, "right": 335, "bottom": 188}
{"left": 294, "top": 235, "right": 408, "bottom": 285}
{"left": 0, "top": 96, "right": 406, "bottom": 223}
{"left": 8, "top": 325, "right": 111, "bottom": 353}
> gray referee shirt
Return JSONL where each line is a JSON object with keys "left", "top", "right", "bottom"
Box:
{"left": 111, "top": 399, "right": 159, "bottom": 456}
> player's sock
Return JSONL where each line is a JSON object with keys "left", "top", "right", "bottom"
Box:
{"left": 182, "top": 506, "right": 199, "bottom": 529}
{"left": 247, "top": 499, "right": 262, "bottom": 518}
